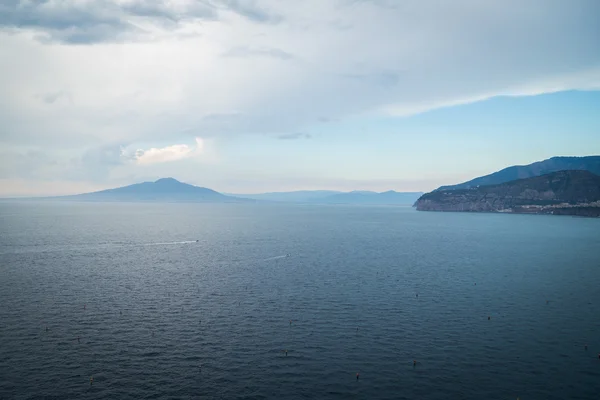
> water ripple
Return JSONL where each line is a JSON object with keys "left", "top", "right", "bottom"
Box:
{"left": 1, "top": 202, "right": 599, "bottom": 399}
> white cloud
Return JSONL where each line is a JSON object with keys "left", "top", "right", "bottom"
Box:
{"left": 134, "top": 137, "right": 205, "bottom": 165}
{"left": 381, "top": 67, "right": 600, "bottom": 117}
{"left": 0, "top": 1, "right": 596, "bottom": 148}
{"left": 0, "top": 0, "right": 599, "bottom": 192}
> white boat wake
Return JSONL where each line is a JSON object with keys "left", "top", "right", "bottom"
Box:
{"left": 263, "top": 255, "right": 289, "bottom": 261}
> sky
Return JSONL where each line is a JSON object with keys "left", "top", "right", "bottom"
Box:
{"left": 1, "top": 0, "right": 599, "bottom": 196}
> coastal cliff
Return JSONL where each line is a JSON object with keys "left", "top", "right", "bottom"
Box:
{"left": 415, "top": 170, "right": 600, "bottom": 217}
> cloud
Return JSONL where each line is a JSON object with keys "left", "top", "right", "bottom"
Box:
{"left": 277, "top": 132, "right": 311, "bottom": 140}
{"left": 380, "top": 67, "right": 600, "bottom": 117}
{"left": 78, "top": 144, "right": 133, "bottom": 179}
{"left": 341, "top": 0, "right": 399, "bottom": 10}
{"left": 3, "top": 0, "right": 599, "bottom": 144}
{"left": 134, "top": 137, "right": 205, "bottom": 165}
{"left": 38, "top": 90, "right": 72, "bottom": 104}
{"left": 317, "top": 116, "right": 336, "bottom": 123}
{"left": 222, "top": 46, "right": 294, "bottom": 60}
{"left": 0, "top": 143, "right": 133, "bottom": 184}
{"left": 0, "top": 150, "right": 54, "bottom": 179}
{"left": 0, "top": 0, "right": 280, "bottom": 44}
{"left": 1, "top": 0, "right": 599, "bottom": 192}
{"left": 218, "top": 0, "right": 282, "bottom": 24}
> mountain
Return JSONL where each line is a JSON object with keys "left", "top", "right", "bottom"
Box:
{"left": 229, "top": 190, "right": 423, "bottom": 205}
{"left": 227, "top": 190, "right": 342, "bottom": 202}
{"left": 436, "top": 156, "right": 600, "bottom": 191}
{"left": 415, "top": 170, "right": 600, "bottom": 217}
{"left": 316, "top": 190, "right": 424, "bottom": 205}
{"left": 61, "top": 178, "right": 246, "bottom": 203}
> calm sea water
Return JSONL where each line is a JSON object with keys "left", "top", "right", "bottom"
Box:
{"left": 0, "top": 202, "right": 599, "bottom": 400}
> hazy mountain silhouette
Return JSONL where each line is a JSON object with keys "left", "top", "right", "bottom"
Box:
{"left": 62, "top": 178, "right": 246, "bottom": 202}
{"left": 228, "top": 190, "right": 341, "bottom": 202}
{"left": 436, "top": 156, "right": 600, "bottom": 191}
{"left": 26, "top": 178, "right": 421, "bottom": 205}
{"left": 229, "top": 190, "right": 423, "bottom": 205}
{"left": 316, "top": 190, "right": 423, "bottom": 205}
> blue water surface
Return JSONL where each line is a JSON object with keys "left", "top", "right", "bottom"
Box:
{"left": 0, "top": 202, "right": 599, "bottom": 399}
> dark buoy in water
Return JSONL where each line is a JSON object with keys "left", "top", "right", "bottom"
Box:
{"left": 90, "top": 376, "right": 93, "bottom": 385}
{"left": 413, "top": 360, "right": 417, "bottom": 366}
{"left": 196, "top": 240, "right": 199, "bottom": 243}
{"left": 488, "top": 316, "right": 491, "bottom": 320}
{"left": 585, "top": 344, "right": 588, "bottom": 350}
{"left": 356, "top": 372, "right": 359, "bottom": 380}
{"left": 285, "top": 349, "right": 288, "bottom": 356}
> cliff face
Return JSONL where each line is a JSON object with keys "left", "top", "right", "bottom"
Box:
{"left": 415, "top": 170, "right": 600, "bottom": 217}
{"left": 435, "top": 156, "right": 600, "bottom": 191}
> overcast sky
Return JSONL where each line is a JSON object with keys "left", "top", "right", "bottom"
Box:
{"left": 1, "top": 0, "right": 599, "bottom": 196}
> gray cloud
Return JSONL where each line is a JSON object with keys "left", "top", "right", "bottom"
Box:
{"left": 78, "top": 144, "right": 134, "bottom": 181}
{"left": 222, "top": 46, "right": 294, "bottom": 60}
{"left": 38, "top": 91, "right": 71, "bottom": 104}
{"left": 0, "top": 0, "right": 217, "bottom": 44}
{"left": 0, "top": 143, "right": 132, "bottom": 183}
{"left": 0, "top": 150, "right": 53, "bottom": 179}
{"left": 0, "top": 0, "right": 283, "bottom": 44}
{"left": 340, "top": 0, "right": 399, "bottom": 10}
{"left": 82, "top": 144, "right": 129, "bottom": 168}
{"left": 218, "top": 0, "right": 282, "bottom": 24}
{"left": 277, "top": 132, "right": 311, "bottom": 140}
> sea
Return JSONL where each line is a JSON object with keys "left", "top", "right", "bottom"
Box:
{"left": 0, "top": 201, "right": 599, "bottom": 400}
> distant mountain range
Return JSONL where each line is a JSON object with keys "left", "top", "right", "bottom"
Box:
{"left": 435, "top": 156, "right": 600, "bottom": 191}
{"left": 314, "top": 190, "right": 423, "bottom": 205}
{"left": 29, "top": 154, "right": 600, "bottom": 214}
{"left": 41, "top": 178, "right": 420, "bottom": 205}
{"left": 226, "top": 190, "right": 342, "bottom": 203}
{"left": 229, "top": 190, "right": 423, "bottom": 205}
{"left": 59, "top": 178, "right": 246, "bottom": 203}
{"left": 416, "top": 169, "right": 600, "bottom": 217}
